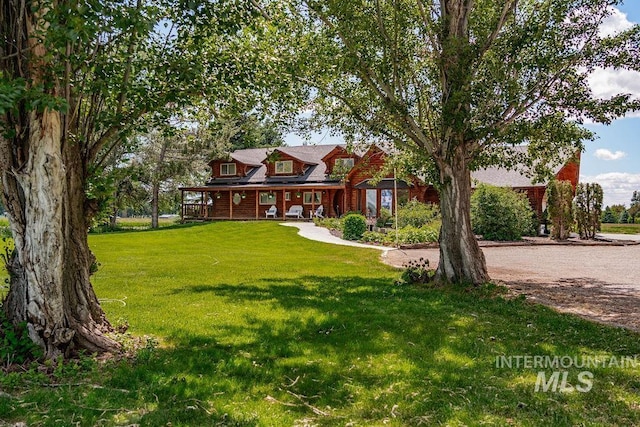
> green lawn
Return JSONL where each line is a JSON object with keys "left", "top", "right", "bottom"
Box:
{"left": 601, "top": 223, "right": 640, "bottom": 235}
{"left": 1, "top": 222, "right": 640, "bottom": 426}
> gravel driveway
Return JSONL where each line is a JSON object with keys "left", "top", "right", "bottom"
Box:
{"left": 383, "top": 243, "right": 640, "bottom": 332}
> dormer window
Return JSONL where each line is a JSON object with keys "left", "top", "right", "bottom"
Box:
{"left": 220, "top": 163, "right": 236, "bottom": 176}
{"left": 335, "top": 158, "right": 354, "bottom": 169}
{"left": 275, "top": 160, "right": 293, "bottom": 174}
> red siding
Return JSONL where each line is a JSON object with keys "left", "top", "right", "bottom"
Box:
{"left": 555, "top": 153, "right": 580, "bottom": 190}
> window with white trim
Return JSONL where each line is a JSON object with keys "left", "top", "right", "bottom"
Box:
{"left": 303, "top": 192, "right": 321, "bottom": 205}
{"left": 259, "top": 192, "right": 277, "bottom": 205}
{"left": 220, "top": 163, "right": 236, "bottom": 176}
{"left": 335, "top": 158, "right": 354, "bottom": 169}
{"left": 275, "top": 160, "right": 293, "bottom": 174}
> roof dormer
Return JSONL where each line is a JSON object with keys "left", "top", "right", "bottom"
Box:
{"left": 208, "top": 155, "right": 257, "bottom": 179}
{"left": 263, "top": 149, "right": 316, "bottom": 177}
{"left": 321, "top": 145, "right": 360, "bottom": 178}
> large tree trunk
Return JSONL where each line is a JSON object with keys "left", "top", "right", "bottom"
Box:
{"left": 0, "top": 2, "right": 120, "bottom": 359}
{"left": 435, "top": 148, "right": 490, "bottom": 285}
{"left": 1, "top": 108, "right": 120, "bottom": 359}
{"left": 432, "top": 0, "right": 489, "bottom": 285}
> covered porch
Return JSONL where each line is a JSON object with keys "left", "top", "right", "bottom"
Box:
{"left": 180, "top": 183, "right": 346, "bottom": 221}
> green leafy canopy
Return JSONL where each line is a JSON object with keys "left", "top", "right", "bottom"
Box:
{"left": 258, "top": 0, "right": 640, "bottom": 177}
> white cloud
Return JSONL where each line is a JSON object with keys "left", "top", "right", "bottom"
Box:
{"left": 588, "top": 68, "right": 640, "bottom": 101}
{"left": 594, "top": 148, "right": 627, "bottom": 160}
{"left": 585, "top": 8, "right": 640, "bottom": 119}
{"left": 580, "top": 172, "right": 640, "bottom": 207}
{"left": 599, "top": 7, "right": 634, "bottom": 37}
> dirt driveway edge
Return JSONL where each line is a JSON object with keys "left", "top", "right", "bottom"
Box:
{"left": 382, "top": 244, "right": 640, "bottom": 333}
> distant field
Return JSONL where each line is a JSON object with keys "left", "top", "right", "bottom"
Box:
{"left": 0, "top": 216, "right": 179, "bottom": 230}
{"left": 601, "top": 223, "right": 640, "bottom": 235}
{"left": 114, "top": 216, "right": 180, "bottom": 228}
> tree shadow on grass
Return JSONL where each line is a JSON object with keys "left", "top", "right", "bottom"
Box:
{"left": 6, "top": 275, "right": 638, "bottom": 425}
{"left": 108, "top": 275, "right": 640, "bottom": 426}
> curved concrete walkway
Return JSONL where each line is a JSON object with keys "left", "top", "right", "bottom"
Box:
{"left": 280, "top": 222, "right": 389, "bottom": 251}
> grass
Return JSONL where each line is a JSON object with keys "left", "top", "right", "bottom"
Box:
{"left": 0, "top": 221, "right": 639, "bottom": 426}
{"left": 600, "top": 223, "right": 640, "bottom": 235}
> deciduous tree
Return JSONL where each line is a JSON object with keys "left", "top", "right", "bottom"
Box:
{"left": 0, "top": 0, "right": 262, "bottom": 358}
{"left": 268, "top": 0, "right": 640, "bottom": 284}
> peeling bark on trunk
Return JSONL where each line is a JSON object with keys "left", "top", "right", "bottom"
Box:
{"left": 1, "top": 2, "right": 120, "bottom": 359}
{"left": 435, "top": 149, "right": 490, "bottom": 285}
{"left": 2, "top": 108, "right": 120, "bottom": 359}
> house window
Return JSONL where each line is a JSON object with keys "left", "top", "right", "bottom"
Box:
{"left": 335, "top": 158, "right": 354, "bottom": 169}
{"left": 275, "top": 160, "right": 293, "bottom": 174}
{"left": 366, "top": 189, "right": 377, "bottom": 217}
{"left": 259, "top": 192, "right": 277, "bottom": 205}
{"left": 220, "top": 163, "right": 236, "bottom": 176}
{"left": 303, "top": 192, "right": 321, "bottom": 205}
{"left": 285, "top": 192, "right": 291, "bottom": 201}
{"left": 381, "top": 189, "right": 393, "bottom": 213}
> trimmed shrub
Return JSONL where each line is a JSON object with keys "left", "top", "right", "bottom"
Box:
{"left": 471, "top": 184, "right": 535, "bottom": 241}
{"left": 342, "top": 213, "right": 367, "bottom": 241}
{"left": 547, "top": 179, "right": 574, "bottom": 240}
{"left": 397, "top": 200, "right": 439, "bottom": 228}
{"left": 574, "top": 182, "right": 602, "bottom": 239}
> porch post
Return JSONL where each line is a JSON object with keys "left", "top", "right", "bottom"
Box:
{"left": 180, "top": 190, "right": 184, "bottom": 221}
{"left": 255, "top": 189, "right": 259, "bottom": 219}
{"left": 282, "top": 189, "right": 286, "bottom": 219}
{"left": 229, "top": 190, "right": 233, "bottom": 219}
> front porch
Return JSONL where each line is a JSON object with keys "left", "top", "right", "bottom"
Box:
{"left": 180, "top": 185, "right": 345, "bottom": 221}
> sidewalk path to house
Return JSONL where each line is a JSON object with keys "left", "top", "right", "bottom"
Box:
{"left": 286, "top": 223, "right": 640, "bottom": 332}
{"left": 280, "top": 222, "right": 388, "bottom": 251}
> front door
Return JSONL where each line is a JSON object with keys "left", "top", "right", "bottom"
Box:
{"left": 332, "top": 190, "right": 344, "bottom": 217}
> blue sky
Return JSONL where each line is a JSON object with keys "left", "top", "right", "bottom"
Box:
{"left": 286, "top": 2, "right": 640, "bottom": 208}
{"left": 581, "top": 2, "right": 640, "bottom": 207}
